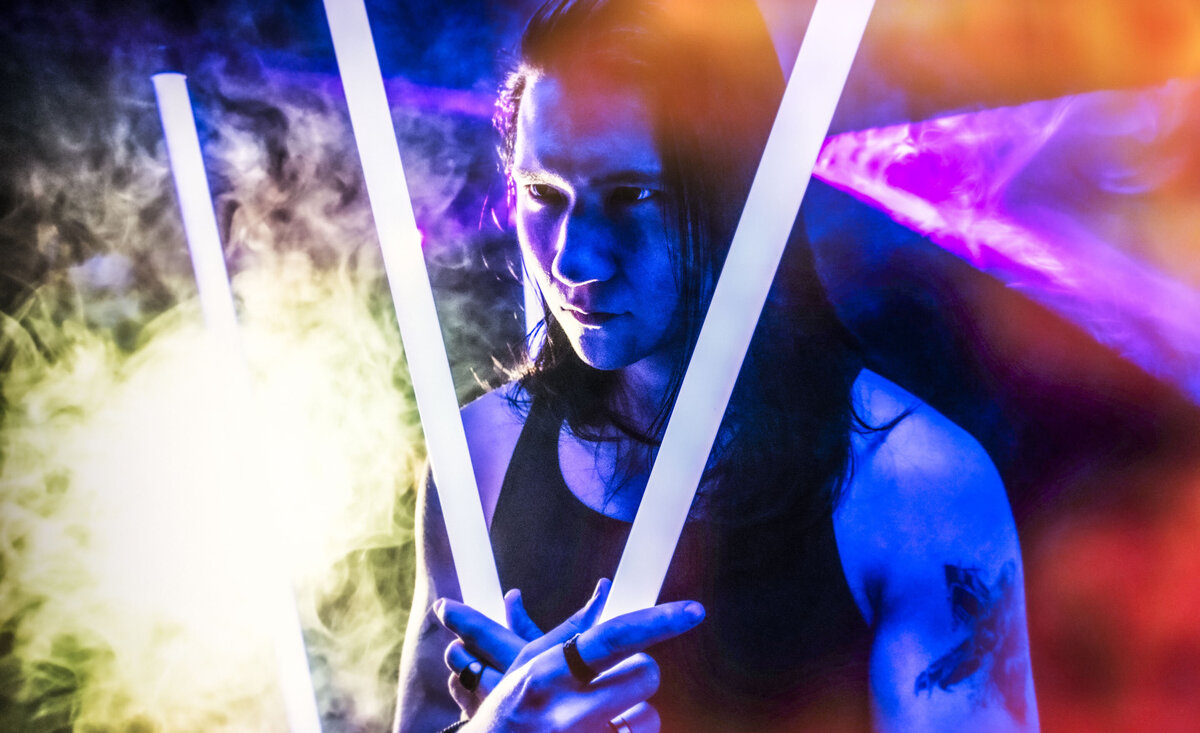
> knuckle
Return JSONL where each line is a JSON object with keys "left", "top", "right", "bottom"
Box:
{"left": 447, "top": 674, "right": 465, "bottom": 704}
{"left": 604, "top": 621, "right": 639, "bottom": 651}
{"left": 443, "top": 640, "right": 465, "bottom": 669}
{"left": 645, "top": 703, "right": 661, "bottom": 732}
{"left": 563, "top": 616, "right": 586, "bottom": 637}
{"left": 456, "top": 615, "right": 483, "bottom": 639}
{"left": 592, "top": 633, "right": 619, "bottom": 662}
{"left": 444, "top": 607, "right": 485, "bottom": 639}
{"left": 479, "top": 670, "right": 499, "bottom": 696}
{"left": 521, "top": 657, "right": 555, "bottom": 704}
{"left": 639, "top": 655, "right": 661, "bottom": 696}
{"left": 622, "top": 652, "right": 659, "bottom": 697}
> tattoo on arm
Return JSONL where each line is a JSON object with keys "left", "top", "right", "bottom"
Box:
{"left": 914, "top": 561, "right": 1025, "bottom": 721}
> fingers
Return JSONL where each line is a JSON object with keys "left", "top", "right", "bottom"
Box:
{"left": 590, "top": 652, "right": 660, "bottom": 701}
{"left": 448, "top": 679, "right": 474, "bottom": 717}
{"left": 447, "top": 661, "right": 503, "bottom": 696}
{"left": 571, "top": 600, "right": 704, "bottom": 679}
{"left": 444, "top": 639, "right": 476, "bottom": 674}
{"left": 510, "top": 649, "right": 662, "bottom": 730}
{"left": 435, "top": 598, "right": 525, "bottom": 670}
{"left": 445, "top": 640, "right": 502, "bottom": 716}
{"left": 550, "top": 652, "right": 661, "bottom": 729}
{"left": 445, "top": 640, "right": 503, "bottom": 694}
{"left": 566, "top": 578, "right": 611, "bottom": 635}
{"left": 447, "top": 664, "right": 503, "bottom": 717}
{"left": 613, "top": 701, "right": 660, "bottom": 733}
{"left": 511, "top": 579, "right": 613, "bottom": 670}
{"left": 505, "top": 589, "right": 543, "bottom": 642}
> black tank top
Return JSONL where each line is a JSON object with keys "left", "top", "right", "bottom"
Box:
{"left": 489, "top": 399, "right": 872, "bottom": 732}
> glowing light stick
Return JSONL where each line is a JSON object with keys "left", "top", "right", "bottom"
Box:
{"left": 153, "top": 73, "right": 324, "bottom": 733}
{"left": 322, "top": 0, "right": 505, "bottom": 623}
{"left": 601, "top": 0, "right": 876, "bottom": 621}
{"left": 153, "top": 74, "right": 238, "bottom": 340}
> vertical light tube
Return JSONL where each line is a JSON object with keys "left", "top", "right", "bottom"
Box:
{"left": 321, "top": 0, "right": 505, "bottom": 624}
{"left": 601, "top": 0, "right": 877, "bottom": 621}
{"left": 153, "top": 73, "right": 324, "bottom": 733}
{"left": 153, "top": 73, "right": 239, "bottom": 342}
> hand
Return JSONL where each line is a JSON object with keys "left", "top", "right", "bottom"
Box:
{"left": 437, "top": 579, "right": 613, "bottom": 715}
{"left": 436, "top": 583, "right": 705, "bottom": 732}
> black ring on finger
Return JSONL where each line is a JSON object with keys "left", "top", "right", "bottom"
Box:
{"left": 562, "top": 633, "right": 600, "bottom": 684}
{"left": 457, "top": 660, "right": 485, "bottom": 692}
{"left": 608, "top": 715, "right": 633, "bottom": 733}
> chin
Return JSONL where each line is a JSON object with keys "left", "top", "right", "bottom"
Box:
{"left": 568, "top": 334, "right": 636, "bottom": 372}
{"left": 574, "top": 348, "right": 631, "bottom": 372}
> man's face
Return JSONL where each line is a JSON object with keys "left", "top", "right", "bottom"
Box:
{"left": 512, "top": 72, "right": 682, "bottom": 373}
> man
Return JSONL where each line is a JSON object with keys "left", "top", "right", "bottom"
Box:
{"left": 396, "top": 1, "right": 1037, "bottom": 730}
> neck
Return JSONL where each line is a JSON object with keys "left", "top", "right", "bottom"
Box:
{"left": 611, "top": 352, "right": 677, "bottom": 438}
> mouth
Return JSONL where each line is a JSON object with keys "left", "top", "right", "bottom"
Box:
{"left": 562, "top": 306, "right": 619, "bottom": 327}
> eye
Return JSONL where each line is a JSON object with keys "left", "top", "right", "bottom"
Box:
{"left": 609, "top": 186, "right": 658, "bottom": 205}
{"left": 523, "top": 183, "right": 566, "bottom": 205}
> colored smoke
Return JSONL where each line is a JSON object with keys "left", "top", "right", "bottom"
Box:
{"left": 0, "top": 2, "right": 523, "bottom": 730}
{"left": 815, "top": 78, "right": 1200, "bottom": 401}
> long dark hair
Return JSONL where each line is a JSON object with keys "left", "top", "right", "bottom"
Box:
{"left": 496, "top": 0, "right": 864, "bottom": 530}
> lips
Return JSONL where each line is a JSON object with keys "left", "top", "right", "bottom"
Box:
{"left": 561, "top": 304, "right": 619, "bottom": 327}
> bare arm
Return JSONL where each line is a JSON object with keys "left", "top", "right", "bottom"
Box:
{"left": 395, "top": 387, "right": 524, "bottom": 732}
{"left": 394, "top": 470, "right": 465, "bottom": 733}
{"left": 839, "top": 373, "right": 1038, "bottom": 731}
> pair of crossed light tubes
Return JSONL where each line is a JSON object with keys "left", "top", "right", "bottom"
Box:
{"left": 152, "top": 1, "right": 875, "bottom": 730}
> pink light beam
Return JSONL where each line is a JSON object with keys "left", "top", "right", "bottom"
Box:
{"left": 814, "top": 80, "right": 1200, "bottom": 403}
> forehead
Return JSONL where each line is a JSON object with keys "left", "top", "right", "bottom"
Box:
{"left": 513, "top": 72, "right": 661, "bottom": 179}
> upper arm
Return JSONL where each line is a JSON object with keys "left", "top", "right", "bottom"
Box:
{"left": 394, "top": 386, "right": 524, "bottom": 732}
{"left": 394, "top": 469, "right": 463, "bottom": 733}
{"left": 838, "top": 373, "right": 1038, "bottom": 732}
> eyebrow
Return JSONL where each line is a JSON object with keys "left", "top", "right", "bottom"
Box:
{"left": 511, "top": 167, "right": 663, "bottom": 186}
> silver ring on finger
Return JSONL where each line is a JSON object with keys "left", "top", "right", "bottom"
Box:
{"left": 608, "top": 715, "right": 633, "bottom": 733}
{"left": 457, "top": 660, "right": 485, "bottom": 692}
{"left": 562, "top": 633, "right": 600, "bottom": 684}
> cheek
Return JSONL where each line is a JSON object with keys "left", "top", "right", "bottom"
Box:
{"left": 516, "top": 206, "right": 557, "bottom": 282}
{"left": 633, "top": 222, "right": 680, "bottom": 300}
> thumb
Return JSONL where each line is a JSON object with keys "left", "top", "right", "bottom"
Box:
{"left": 505, "top": 589, "right": 544, "bottom": 642}
{"left": 514, "top": 579, "right": 611, "bottom": 668}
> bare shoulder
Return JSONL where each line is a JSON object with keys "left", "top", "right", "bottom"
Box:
{"left": 460, "top": 380, "right": 525, "bottom": 437}
{"left": 460, "top": 381, "right": 527, "bottom": 527}
{"left": 837, "top": 369, "right": 1018, "bottom": 622}
{"left": 852, "top": 370, "right": 1005, "bottom": 498}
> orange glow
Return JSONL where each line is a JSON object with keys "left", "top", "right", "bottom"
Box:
{"left": 867, "top": 0, "right": 1200, "bottom": 106}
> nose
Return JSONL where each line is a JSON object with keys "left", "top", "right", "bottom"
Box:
{"left": 551, "top": 206, "right": 618, "bottom": 287}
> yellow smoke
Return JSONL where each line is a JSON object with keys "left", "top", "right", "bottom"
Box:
{"left": 0, "top": 16, "right": 519, "bottom": 726}
{"left": 1, "top": 250, "right": 425, "bottom": 731}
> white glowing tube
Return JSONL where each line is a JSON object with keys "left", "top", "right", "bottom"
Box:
{"left": 322, "top": 0, "right": 506, "bottom": 624}
{"left": 153, "top": 74, "right": 239, "bottom": 342}
{"left": 154, "top": 73, "right": 324, "bottom": 733}
{"left": 601, "top": 0, "right": 876, "bottom": 621}
{"left": 154, "top": 74, "right": 326, "bottom": 733}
